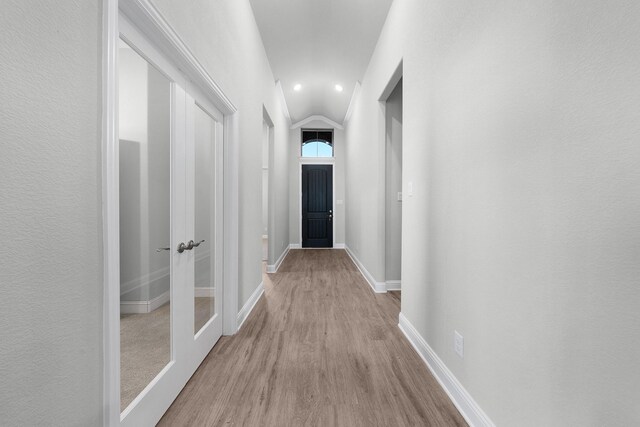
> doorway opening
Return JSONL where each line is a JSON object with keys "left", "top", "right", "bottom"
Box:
{"left": 262, "top": 121, "right": 269, "bottom": 262}
{"left": 385, "top": 78, "right": 402, "bottom": 300}
{"left": 262, "top": 108, "right": 275, "bottom": 269}
{"left": 378, "top": 61, "right": 403, "bottom": 298}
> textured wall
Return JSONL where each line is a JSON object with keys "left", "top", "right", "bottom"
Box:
{"left": 345, "top": 0, "right": 640, "bottom": 425}
{"left": 150, "top": 0, "right": 291, "bottom": 310}
{"left": 0, "top": 1, "right": 102, "bottom": 425}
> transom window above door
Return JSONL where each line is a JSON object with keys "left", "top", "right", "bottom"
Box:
{"left": 301, "top": 129, "right": 333, "bottom": 157}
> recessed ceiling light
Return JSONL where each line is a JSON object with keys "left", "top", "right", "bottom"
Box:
{"left": 294, "top": 83, "right": 302, "bottom": 91}
{"left": 335, "top": 84, "right": 343, "bottom": 92}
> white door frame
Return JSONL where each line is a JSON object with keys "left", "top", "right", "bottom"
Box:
{"left": 101, "top": 1, "right": 239, "bottom": 425}
{"left": 377, "top": 60, "right": 403, "bottom": 288}
{"left": 263, "top": 106, "right": 276, "bottom": 265}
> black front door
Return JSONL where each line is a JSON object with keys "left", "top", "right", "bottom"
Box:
{"left": 302, "top": 164, "right": 333, "bottom": 248}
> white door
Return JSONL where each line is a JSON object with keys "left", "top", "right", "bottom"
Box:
{"left": 185, "top": 91, "right": 224, "bottom": 366}
{"left": 118, "top": 15, "right": 223, "bottom": 426}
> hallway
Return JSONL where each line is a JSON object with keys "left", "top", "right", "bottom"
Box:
{"left": 4, "top": 0, "right": 640, "bottom": 424}
{"left": 159, "top": 250, "right": 466, "bottom": 426}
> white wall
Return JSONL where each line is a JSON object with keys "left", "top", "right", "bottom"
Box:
{"left": 385, "top": 79, "right": 402, "bottom": 281}
{"left": 150, "top": 0, "right": 291, "bottom": 310}
{"left": 0, "top": 1, "right": 102, "bottom": 425}
{"left": 345, "top": 0, "right": 640, "bottom": 425}
{"left": 289, "top": 120, "right": 346, "bottom": 246}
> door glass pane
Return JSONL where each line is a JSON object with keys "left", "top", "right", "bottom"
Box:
{"left": 194, "top": 105, "right": 217, "bottom": 334}
{"left": 118, "top": 39, "right": 171, "bottom": 411}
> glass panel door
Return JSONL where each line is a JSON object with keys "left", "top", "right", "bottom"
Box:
{"left": 118, "top": 38, "right": 172, "bottom": 412}
{"left": 186, "top": 93, "right": 223, "bottom": 365}
{"left": 193, "top": 105, "right": 218, "bottom": 335}
{"left": 116, "top": 13, "right": 226, "bottom": 426}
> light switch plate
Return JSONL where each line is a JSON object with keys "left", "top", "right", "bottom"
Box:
{"left": 397, "top": 192, "right": 402, "bottom": 201}
{"left": 454, "top": 330, "right": 464, "bottom": 358}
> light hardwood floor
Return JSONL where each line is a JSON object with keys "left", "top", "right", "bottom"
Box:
{"left": 159, "top": 249, "right": 467, "bottom": 426}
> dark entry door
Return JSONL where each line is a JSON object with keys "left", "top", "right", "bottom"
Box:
{"left": 302, "top": 164, "right": 333, "bottom": 248}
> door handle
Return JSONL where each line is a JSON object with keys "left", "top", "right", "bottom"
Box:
{"left": 159, "top": 241, "right": 201, "bottom": 254}
{"left": 190, "top": 239, "right": 205, "bottom": 248}
{"left": 179, "top": 239, "right": 205, "bottom": 253}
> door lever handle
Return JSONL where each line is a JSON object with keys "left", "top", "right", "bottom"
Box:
{"left": 190, "top": 239, "right": 205, "bottom": 248}
{"left": 160, "top": 239, "right": 205, "bottom": 253}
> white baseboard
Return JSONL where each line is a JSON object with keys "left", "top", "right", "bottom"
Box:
{"left": 344, "top": 246, "right": 386, "bottom": 293}
{"left": 237, "top": 281, "right": 264, "bottom": 332}
{"left": 195, "top": 287, "right": 215, "bottom": 298}
{"left": 289, "top": 243, "right": 301, "bottom": 249}
{"left": 267, "top": 244, "right": 290, "bottom": 273}
{"left": 333, "top": 243, "right": 345, "bottom": 249}
{"left": 386, "top": 280, "right": 401, "bottom": 291}
{"left": 120, "top": 266, "right": 169, "bottom": 297}
{"left": 120, "top": 290, "right": 170, "bottom": 314}
{"left": 398, "top": 313, "right": 495, "bottom": 427}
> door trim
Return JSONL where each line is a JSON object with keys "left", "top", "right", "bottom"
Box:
{"left": 263, "top": 107, "right": 276, "bottom": 266}
{"left": 102, "top": 1, "right": 240, "bottom": 425}
{"left": 378, "top": 60, "right": 403, "bottom": 286}
{"left": 101, "top": 1, "right": 119, "bottom": 425}
{"left": 299, "top": 161, "right": 335, "bottom": 248}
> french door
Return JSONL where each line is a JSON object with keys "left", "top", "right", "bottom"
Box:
{"left": 118, "top": 14, "right": 223, "bottom": 426}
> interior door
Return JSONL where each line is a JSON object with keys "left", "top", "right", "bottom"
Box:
{"left": 118, "top": 30, "right": 189, "bottom": 426}
{"left": 185, "top": 91, "right": 224, "bottom": 366}
{"left": 118, "top": 15, "right": 224, "bottom": 426}
{"left": 302, "top": 164, "right": 333, "bottom": 248}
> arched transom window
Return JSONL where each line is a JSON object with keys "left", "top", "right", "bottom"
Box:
{"left": 301, "top": 129, "right": 333, "bottom": 157}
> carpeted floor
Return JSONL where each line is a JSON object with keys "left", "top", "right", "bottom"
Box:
{"left": 120, "top": 296, "right": 215, "bottom": 410}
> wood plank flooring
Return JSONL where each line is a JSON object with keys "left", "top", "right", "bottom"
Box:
{"left": 158, "top": 249, "right": 466, "bottom": 426}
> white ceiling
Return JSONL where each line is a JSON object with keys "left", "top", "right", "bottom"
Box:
{"left": 249, "top": 0, "right": 394, "bottom": 125}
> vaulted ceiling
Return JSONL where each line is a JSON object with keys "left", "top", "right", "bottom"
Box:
{"left": 249, "top": 0, "right": 394, "bottom": 125}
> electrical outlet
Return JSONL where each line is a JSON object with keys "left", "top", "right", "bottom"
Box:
{"left": 454, "top": 331, "right": 464, "bottom": 358}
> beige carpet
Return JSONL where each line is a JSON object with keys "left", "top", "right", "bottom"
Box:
{"left": 120, "top": 297, "right": 214, "bottom": 410}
